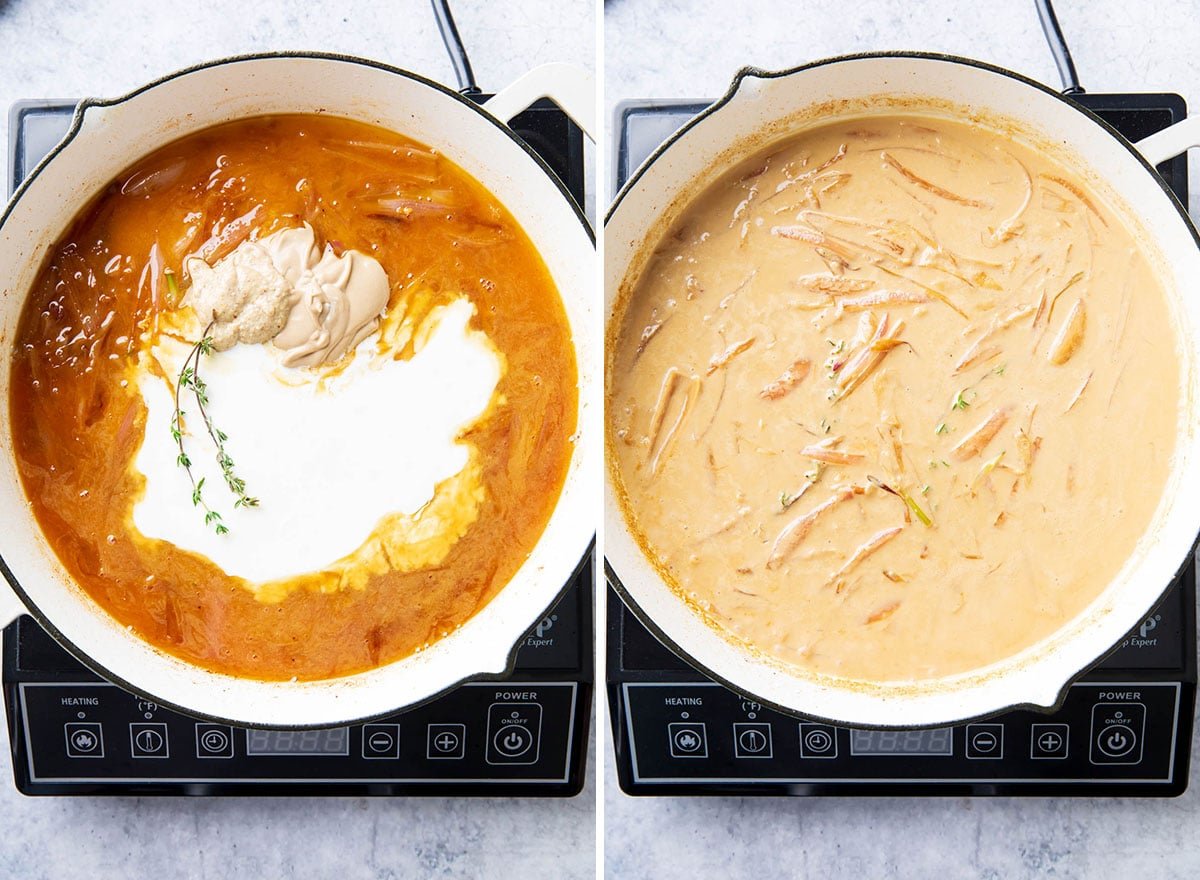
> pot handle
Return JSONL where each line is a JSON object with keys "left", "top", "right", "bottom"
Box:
{"left": 1134, "top": 115, "right": 1200, "bottom": 166}
{"left": 481, "top": 63, "right": 596, "bottom": 142}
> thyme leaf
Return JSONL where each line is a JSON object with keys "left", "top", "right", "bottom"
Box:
{"left": 869, "top": 474, "right": 934, "bottom": 527}
{"left": 170, "top": 319, "right": 260, "bottom": 534}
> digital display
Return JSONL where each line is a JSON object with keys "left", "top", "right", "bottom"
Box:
{"left": 849, "top": 728, "right": 953, "bottom": 756}
{"left": 245, "top": 728, "right": 350, "bottom": 756}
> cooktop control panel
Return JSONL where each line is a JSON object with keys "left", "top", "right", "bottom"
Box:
{"left": 609, "top": 556, "right": 1195, "bottom": 796}
{"left": 7, "top": 571, "right": 589, "bottom": 795}
{"left": 619, "top": 681, "right": 1181, "bottom": 790}
{"left": 17, "top": 677, "right": 578, "bottom": 788}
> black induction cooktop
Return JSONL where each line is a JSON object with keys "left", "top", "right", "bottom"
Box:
{"left": 607, "top": 92, "right": 1198, "bottom": 797}
{"left": 3, "top": 96, "right": 592, "bottom": 797}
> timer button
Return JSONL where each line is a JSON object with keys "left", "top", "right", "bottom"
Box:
{"left": 195, "top": 723, "right": 235, "bottom": 759}
{"left": 798, "top": 723, "right": 838, "bottom": 759}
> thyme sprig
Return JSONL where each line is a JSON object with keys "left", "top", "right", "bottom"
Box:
{"left": 171, "top": 321, "right": 258, "bottom": 534}
{"left": 868, "top": 475, "right": 933, "bottom": 528}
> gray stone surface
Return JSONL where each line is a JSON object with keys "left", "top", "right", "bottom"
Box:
{"left": 603, "top": 1, "right": 1200, "bottom": 877}
{"left": 0, "top": 1, "right": 595, "bottom": 878}
{"left": 604, "top": 0, "right": 1200, "bottom": 217}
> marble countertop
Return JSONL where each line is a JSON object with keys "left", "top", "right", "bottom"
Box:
{"left": 604, "top": 1, "right": 1200, "bottom": 877}
{"left": 0, "top": 1, "right": 595, "bottom": 879}
{"left": 605, "top": 0, "right": 1200, "bottom": 218}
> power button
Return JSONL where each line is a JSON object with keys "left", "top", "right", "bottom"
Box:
{"left": 485, "top": 702, "right": 542, "bottom": 765}
{"left": 1089, "top": 702, "right": 1145, "bottom": 765}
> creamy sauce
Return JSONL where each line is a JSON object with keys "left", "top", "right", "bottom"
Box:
{"left": 10, "top": 115, "right": 576, "bottom": 681}
{"left": 185, "top": 223, "right": 391, "bottom": 367}
{"left": 133, "top": 296, "right": 501, "bottom": 589}
{"left": 610, "top": 114, "right": 1179, "bottom": 682}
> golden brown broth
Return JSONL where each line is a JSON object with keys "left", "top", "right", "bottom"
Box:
{"left": 10, "top": 115, "right": 577, "bottom": 680}
{"left": 610, "top": 114, "right": 1178, "bottom": 681}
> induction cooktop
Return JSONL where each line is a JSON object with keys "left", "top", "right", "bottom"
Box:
{"left": 3, "top": 96, "right": 592, "bottom": 797}
{"left": 606, "top": 91, "right": 1198, "bottom": 797}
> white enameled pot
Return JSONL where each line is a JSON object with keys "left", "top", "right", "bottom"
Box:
{"left": 605, "top": 52, "right": 1200, "bottom": 728}
{"left": 0, "top": 53, "right": 598, "bottom": 728}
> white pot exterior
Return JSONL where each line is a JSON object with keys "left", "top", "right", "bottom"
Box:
{"left": 605, "top": 53, "right": 1200, "bottom": 728}
{"left": 0, "top": 54, "right": 598, "bottom": 727}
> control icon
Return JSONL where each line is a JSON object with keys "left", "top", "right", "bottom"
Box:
{"left": 485, "top": 702, "right": 543, "bottom": 765}
{"left": 1089, "top": 702, "right": 1145, "bottom": 766}
{"left": 965, "top": 724, "right": 1004, "bottom": 759}
{"left": 426, "top": 723, "right": 466, "bottom": 760}
{"left": 195, "top": 723, "right": 235, "bottom": 759}
{"left": 130, "top": 722, "right": 169, "bottom": 758}
{"left": 64, "top": 722, "right": 104, "bottom": 759}
{"left": 494, "top": 726, "right": 534, "bottom": 757}
{"left": 361, "top": 723, "right": 401, "bottom": 759}
{"left": 798, "top": 723, "right": 838, "bottom": 759}
{"left": 1030, "top": 723, "right": 1070, "bottom": 760}
{"left": 1098, "top": 727, "right": 1135, "bottom": 757}
{"left": 667, "top": 722, "right": 708, "bottom": 758}
{"left": 733, "top": 722, "right": 773, "bottom": 759}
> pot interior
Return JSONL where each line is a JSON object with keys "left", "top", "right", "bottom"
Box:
{"left": 0, "top": 55, "right": 598, "bottom": 727}
{"left": 604, "top": 54, "right": 1200, "bottom": 726}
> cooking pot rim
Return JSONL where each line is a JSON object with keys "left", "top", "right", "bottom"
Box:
{"left": 0, "top": 50, "right": 597, "bottom": 729}
{"left": 3, "top": 50, "right": 595, "bottom": 246}
{"left": 605, "top": 50, "right": 1194, "bottom": 240}
{"left": 603, "top": 50, "right": 1200, "bottom": 727}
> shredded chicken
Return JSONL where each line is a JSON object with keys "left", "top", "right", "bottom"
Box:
{"left": 706, "top": 337, "right": 755, "bottom": 375}
{"left": 988, "top": 154, "right": 1033, "bottom": 243}
{"left": 766, "top": 486, "right": 861, "bottom": 570}
{"left": 829, "top": 525, "right": 904, "bottom": 588}
{"left": 647, "top": 367, "right": 700, "bottom": 475}
{"left": 1065, "top": 371, "right": 1093, "bottom": 412}
{"left": 634, "top": 320, "right": 665, "bottom": 359}
{"left": 1039, "top": 173, "right": 1108, "bottom": 226}
{"left": 760, "top": 357, "right": 811, "bottom": 400}
{"left": 797, "top": 273, "right": 874, "bottom": 294}
{"left": 952, "top": 406, "right": 1012, "bottom": 461}
{"left": 835, "top": 315, "right": 907, "bottom": 400}
{"left": 835, "top": 289, "right": 929, "bottom": 315}
{"left": 801, "top": 437, "right": 865, "bottom": 466}
{"left": 1047, "top": 299, "right": 1086, "bottom": 365}
{"left": 953, "top": 304, "right": 1035, "bottom": 374}
{"left": 866, "top": 601, "right": 901, "bottom": 624}
{"left": 881, "top": 151, "right": 990, "bottom": 208}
